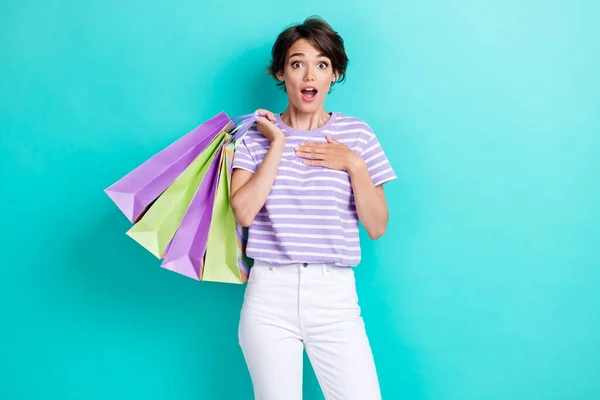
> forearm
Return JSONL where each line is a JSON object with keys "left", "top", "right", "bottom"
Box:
{"left": 231, "top": 138, "right": 286, "bottom": 226}
{"left": 348, "top": 160, "right": 388, "bottom": 240}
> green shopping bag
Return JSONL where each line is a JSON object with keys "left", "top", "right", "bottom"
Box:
{"left": 201, "top": 136, "right": 249, "bottom": 283}
{"left": 126, "top": 130, "right": 227, "bottom": 258}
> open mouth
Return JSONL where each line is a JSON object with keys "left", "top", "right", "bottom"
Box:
{"left": 301, "top": 87, "right": 318, "bottom": 102}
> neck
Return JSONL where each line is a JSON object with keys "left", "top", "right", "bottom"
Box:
{"left": 281, "top": 105, "right": 331, "bottom": 130}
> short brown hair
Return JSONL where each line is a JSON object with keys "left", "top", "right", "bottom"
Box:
{"left": 268, "top": 16, "right": 349, "bottom": 92}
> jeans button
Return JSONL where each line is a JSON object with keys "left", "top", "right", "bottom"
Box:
{"left": 303, "top": 263, "right": 308, "bottom": 267}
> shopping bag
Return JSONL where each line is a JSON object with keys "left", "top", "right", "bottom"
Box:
{"left": 160, "top": 142, "right": 223, "bottom": 279}
{"left": 222, "top": 116, "right": 255, "bottom": 280}
{"left": 104, "top": 112, "right": 230, "bottom": 222}
{"left": 202, "top": 137, "right": 252, "bottom": 283}
{"left": 106, "top": 111, "right": 262, "bottom": 284}
{"left": 125, "top": 128, "right": 229, "bottom": 258}
{"left": 159, "top": 119, "right": 257, "bottom": 283}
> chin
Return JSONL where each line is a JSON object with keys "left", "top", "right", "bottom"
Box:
{"left": 292, "top": 100, "right": 323, "bottom": 113}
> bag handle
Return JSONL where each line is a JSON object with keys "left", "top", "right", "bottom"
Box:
{"left": 229, "top": 112, "right": 267, "bottom": 143}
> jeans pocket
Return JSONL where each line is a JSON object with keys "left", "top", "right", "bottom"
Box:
{"left": 324, "top": 265, "right": 356, "bottom": 284}
{"left": 247, "top": 265, "right": 273, "bottom": 284}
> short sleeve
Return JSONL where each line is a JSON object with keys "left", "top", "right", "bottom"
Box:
{"left": 361, "top": 131, "right": 397, "bottom": 186}
{"left": 232, "top": 136, "right": 258, "bottom": 173}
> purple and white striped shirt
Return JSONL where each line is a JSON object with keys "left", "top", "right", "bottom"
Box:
{"left": 232, "top": 112, "right": 397, "bottom": 267}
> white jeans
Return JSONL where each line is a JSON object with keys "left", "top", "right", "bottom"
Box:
{"left": 238, "top": 261, "right": 382, "bottom": 400}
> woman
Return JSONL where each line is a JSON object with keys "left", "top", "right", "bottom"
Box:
{"left": 230, "top": 16, "right": 397, "bottom": 400}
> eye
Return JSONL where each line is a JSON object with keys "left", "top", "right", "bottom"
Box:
{"left": 318, "top": 62, "right": 329, "bottom": 69}
{"left": 291, "top": 61, "right": 302, "bottom": 68}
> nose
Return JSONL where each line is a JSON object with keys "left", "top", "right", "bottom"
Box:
{"left": 303, "top": 65, "right": 315, "bottom": 81}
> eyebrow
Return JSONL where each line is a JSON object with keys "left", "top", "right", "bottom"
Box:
{"left": 288, "top": 52, "right": 328, "bottom": 59}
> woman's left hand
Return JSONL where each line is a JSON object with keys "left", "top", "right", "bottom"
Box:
{"left": 294, "top": 135, "right": 364, "bottom": 172}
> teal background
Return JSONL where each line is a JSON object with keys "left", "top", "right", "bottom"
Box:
{"left": 1, "top": 1, "right": 599, "bottom": 399}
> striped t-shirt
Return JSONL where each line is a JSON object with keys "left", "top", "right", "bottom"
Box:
{"left": 232, "top": 111, "right": 397, "bottom": 267}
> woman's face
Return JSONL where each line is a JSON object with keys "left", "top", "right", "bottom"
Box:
{"left": 276, "top": 39, "right": 337, "bottom": 113}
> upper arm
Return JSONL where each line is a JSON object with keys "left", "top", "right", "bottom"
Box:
{"left": 361, "top": 129, "right": 397, "bottom": 187}
{"left": 375, "top": 184, "right": 388, "bottom": 214}
{"left": 230, "top": 135, "right": 258, "bottom": 200}
{"left": 231, "top": 168, "right": 254, "bottom": 200}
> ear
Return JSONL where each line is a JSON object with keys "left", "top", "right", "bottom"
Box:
{"left": 276, "top": 70, "right": 285, "bottom": 81}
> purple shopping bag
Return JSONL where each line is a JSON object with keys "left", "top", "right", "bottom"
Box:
{"left": 160, "top": 146, "right": 224, "bottom": 280}
{"left": 104, "top": 112, "right": 231, "bottom": 222}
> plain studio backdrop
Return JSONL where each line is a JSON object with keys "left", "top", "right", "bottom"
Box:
{"left": 1, "top": 1, "right": 598, "bottom": 399}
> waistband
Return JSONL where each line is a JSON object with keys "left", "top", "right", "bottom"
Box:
{"left": 253, "top": 260, "right": 341, "bottom": 268}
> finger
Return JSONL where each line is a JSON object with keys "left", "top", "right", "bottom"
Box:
{"left": 255, "top": 109, "right": 276, "bottom": 122}
{"left": 300, "top": 141, "right": 330, "bottom": 149}
{"left": 326, "top": 135, "right": 339, "bottom": 144}
{"left": 295, "top": 150, "right": 325, "bottom": 160}
{"left": 295, "top": 146, "right": 327, "bottom": 155}
{"left": 303, "top": 159, "right": 326, "bottom": 167}
{"left": 255, "top": 117, "right": 269, "bottom": 126}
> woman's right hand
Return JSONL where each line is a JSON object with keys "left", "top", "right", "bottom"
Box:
{"left": 254, "top": 109, "right": 285, "bottom": 143}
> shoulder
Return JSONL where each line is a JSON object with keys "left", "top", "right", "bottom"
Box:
{"left": 239, "top": 127, "right": 267, "bottom": 148}
{"left": 328, "top": 112, "right": 376, "bottom": 141}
